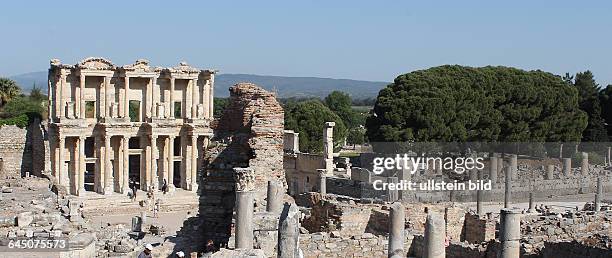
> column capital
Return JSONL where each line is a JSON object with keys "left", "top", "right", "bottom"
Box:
{"left": 234, "top": 167, "right": 255, "bottom": 192}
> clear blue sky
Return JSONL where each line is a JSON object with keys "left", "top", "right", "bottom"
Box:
{"left": 1, "top": 1, "right": 611, "bottom": 85}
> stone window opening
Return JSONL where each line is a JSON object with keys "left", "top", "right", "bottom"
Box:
{"left": 129, "top": 100, "right": 141, "bottom": 122}
{"left": 174, "top": 101, "right": 182, "bottom": 118}
{"left": 84, "top": 137, "right": 95, "bottom": 158}
{"left": 85, "top": 101, "right": 96, "bottom": 118}
{"left": 128, "top": 137, "right": 140, "bottom": 149}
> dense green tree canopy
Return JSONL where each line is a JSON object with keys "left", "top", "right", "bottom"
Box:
{"left": 324, "top": 91, "right": 361, "bottom": 129}
{"left": 285, "top": 100, "right": 347, "bottom": 153}
{"left": 366, "top": 65, "right": 588, "bottom": 143}
{"left": 0, "top": 78, "right": 21, "bottom": 108}
{"left": 573, "top": 71, "right": 608, "bottom": 142}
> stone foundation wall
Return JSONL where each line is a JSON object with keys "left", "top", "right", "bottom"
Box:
{"left": 299, "top": 232, "right": 414, "bottom": 258}
{"left": 463, "top": 213, "right": 496, "bottom": 244}
{"left": 0, "top": 125, "right": 28, "bottom": 177}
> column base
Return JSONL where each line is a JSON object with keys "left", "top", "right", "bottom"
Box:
{"left": 189, "top": 183, "right": 198, "bottom": 192}
{"left": 77, "top": 188, "right": 86, "bottom": 197}
{"left": 168, "top": 185, "right": 176, "bottom": 192}
{"left": 103, "top": 186, "right": 114, "bottom": 195}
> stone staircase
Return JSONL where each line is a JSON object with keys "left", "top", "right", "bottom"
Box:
{"left": 77, "top": 190, "right": 199, "bottom": 217}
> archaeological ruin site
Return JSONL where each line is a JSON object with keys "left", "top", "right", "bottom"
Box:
{"left": 0, "top": 57, "right": 610, "bottom": 258}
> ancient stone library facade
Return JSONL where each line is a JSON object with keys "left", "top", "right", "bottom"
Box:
{"left": 47, "top": 57, "right": 216, "bottom": 196}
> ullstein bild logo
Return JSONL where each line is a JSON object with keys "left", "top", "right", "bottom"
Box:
{"left": 370, "top": 154, "right": 491, "bottom": 191}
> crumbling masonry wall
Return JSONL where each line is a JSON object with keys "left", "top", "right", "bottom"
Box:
{"left": 199, "top": 83, "right": 285, "bottom": 246}
{"left": 0, "top": 125, "right": 28, "bottom": 177}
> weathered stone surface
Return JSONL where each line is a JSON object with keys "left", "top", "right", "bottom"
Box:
{"left": 278, "top": 203, "right": 301, "bottom": 258}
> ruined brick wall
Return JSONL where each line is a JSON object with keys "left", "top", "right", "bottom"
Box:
{"left": 30, "top": 120, "right": 50, "bottom": 176}
{"left": 300, "top": 232, "right": 415, "bottom": 258}
{"left": 0, "top": 125, "right": 28, "bottom": 177}
{"left": 199, "top": 82, "right": 285, "bottom": 246}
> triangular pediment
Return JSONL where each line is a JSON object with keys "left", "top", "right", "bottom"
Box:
{"left": 77, "top": 57, "right": 116, "bottom": 70}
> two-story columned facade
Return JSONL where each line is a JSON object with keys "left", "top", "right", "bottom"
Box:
{"left": 48, "top": 57, "right": 215, "bottom": 196}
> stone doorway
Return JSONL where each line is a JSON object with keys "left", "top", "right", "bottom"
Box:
{"left": 85, "top": 163, "right": 95, "bottom": 192}
{"left": 129, "top": 154, "right": 141, "bottom": 190}
{"left": 173, "top": 161, "right": 181, "bottom": 188}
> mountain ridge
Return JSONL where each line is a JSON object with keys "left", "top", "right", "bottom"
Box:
{"left": 9, "top": 71, "right": 388, "bottom": 99}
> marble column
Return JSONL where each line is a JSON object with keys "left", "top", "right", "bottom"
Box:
{"left": 190, "top": 135, "right": 198, "bottom": 191}
{"left": 146, "top": 78, "right": 152, "bottom": 119}
{"left": 387, "top": 177, "right": 398, "bottom": 202}
{"left": 208, "top": 75, "right": 214, "bottom": 119}
{"left": 581, "top": 152, "right": 589, "bottom": 176}
{"left": 168, "top": 136, "right": 175, "bottom": 191}
{"left": 151, "top": 135, "right": 159, "bottom": 190}
{"left": 388, "top": 202, "right": 405, "bottom": 258}
{"left": 104, "top": 76, "right": 110, "bottom": 118}
{"left": 58, "top": 136, "right": 66, "bottom": 186}
{"left": 489, "top": 156, "right": 498, "bottom": 187}
{"left": 266, "top": 180, "right": 283, "bottom": 213}
{"left": 317, "top": 169, "right": 327, "bottom": 195}
{"left": 59, "top": 74, "right": 66, "bottom": 119}
{"left": 95, "top": 136, "right": 102, "bottom": 193}
{"left": 78, "top": 137, "right": 86, "bottom": 196}
{"left": 423, "top": 213, "right": 446, "bottom": 258}
{"left": 563, "top": 158, "right": 571, "bottom": 177}
{"left": 164, "top": 136, "right": 170, "bottom": 188}
{"left": 498, "top": 209, "right": 521, "bottom": 258}
{"left": 104, "top": 135, "right": 113, "bottom": 194}
{"left": 278, "top": 203, "right": 301, "bottom": 258}
{"left": 546, "top": 165, "right": 554, "bottom": 180}
{"left": 595, "top": 177, "right": 602, "bottom": 212}
{"left": 150, "top": 77, "right": 157, "bottom": 118}
{"left": 144, "top": 137, "right": 152, "bottom": 190}
{"left": 203, "top": 80, "right": 210, "bottom": 118}
{"left": 122, "top": 136, "right": 129, "bottom": 194}
{"left": 71, "top": 138, "right": 78, "bottom": 195}
{"left": 79, "top": 74, "right": 85, "bottom": 118}
{"left": 323, "top": 122, "right": 335, "bottom": 175}
{"left": 234, "top": 168, "right": 255, "bottom": 249}
{"left": 504, "top": 166, "right": 512, "bottom": 209}
{"left": 509, "top": 154, "right": 518, "bottom": 180}
{"left": 124, "top": 76, "right": 130, "bottom": 118}
{"left": 528, "top": 193, "right": 535, "bottom": 213}
{"left": 169, "top": 78, "right": 175, "bottom": 119}
{"left": 191, "top": 79, "right": 198, "bottom": 118}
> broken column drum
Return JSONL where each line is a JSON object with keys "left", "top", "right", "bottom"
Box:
{"left": 563, "top": 158, "right": 571, "bottom": 176}
{"left": 581, "top": 152, "right": 589, "bottom": 176}
{"left": 266, "top": 180, "right": 283, "bottom": 213}
{"left": 317, "top": 169, "right": 327, "bottom": 195}
{"left": 423, "top": 213, "right": 446, "bottom": 258}
{"left": 388, "top": 202, "right": 405, "bottom": 258}
{"left": 498, "top": 208, "right": 521, "bottom": 258}
{"left": 234, "top": 167, "right": 256, "bottom": 249}
{"left": 278, "top": 203, "right": 301, "bottom": 258}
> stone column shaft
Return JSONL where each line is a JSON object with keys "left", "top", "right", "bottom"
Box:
{"left": 144, "top": 138, "right": 152, "bottom": 190}
{"left": 423, "top": 213, "right": 446, "bottom": 258}
{"left": 510, "top": 154, "right": 518, "bottom": 180}
{"left": 59, "top": 74, "right": 66, "bottom": 119}
{"left": 203, "top": 80, "right": 210, "bottom": 118}
{"left": 499, "top": 209, "right": 521, "bottom": 258}
{"left": 595, "top": 177, "right": 602, "bottom": 212}
{"left": 58, "top": 136, "right": 66, "bottom": 186}
{"left": 388, "top": 202, "right": 405, "bottom": 258}
{"left": 190, "top": 135, "right": 198, "bottom": 191}
{"left": 504, "top": 166, "right": 512, "bottom": 209}
{"left": 234, "top": 168, "right": 255, "bottom": 249}
{"left": 104, "top": 136, "right": 112, "bottom": 194}
{"left": 122, "top": 136, "right": 129, "bottom": 194}
{"left": 104, "top": 76, "right": 110, "bottom": 118}
{"left": 387, "top": 177, "right": 398, "bottom": 202}
{"left": 79, "top": 74, "right": 85, "bottom": 118}
{"left": 78, "top": 137, "right": 86, "bottom": 196}
{"left": 278, "top": 203, "right": 300, "bottom": 258}
{"left": 266, "top": 180, "right": 283, "bottom": 213}
{"left": 170, "top": 78, "right": 175, "bottom": 119}
{"left": 546, "top": 165, "right": 554, "bottom": 180}
{"left": 581, "top": 152, "right": 589, "bottom": 176}
{"left": 151, "top": 135, "right": 159, "bottom": 190}
{"left": 151, "top": 77, "right": 157, "bottom": 118}
{"left": 563, "top": 158, "right": 571, "bottom": 177}
{"left": 191, "top": 79, "right": 198, "bottom": 118}
{"left": 489, "top": 157, "right": 498, "bottom": 187}
{"left": 124, "top": 76, "right": 130, "bottom": 118}
{"left": 208, "top": 75, "right": 214, "bottom": 119}
{"left": 164, "top": 137, "right": 170, "bottom": 187}
{"left": 168, "top": 136, "right": 175, "bottom": 190}
{"left": 317, "top": 169, "right": 327, "bottom": 195}
{"left": 528, "top": 193, "right": 535, "bottom": 213}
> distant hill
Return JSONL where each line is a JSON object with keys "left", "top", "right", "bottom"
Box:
{"left": 9, "top": 71, "right": 388, "bottom": 99}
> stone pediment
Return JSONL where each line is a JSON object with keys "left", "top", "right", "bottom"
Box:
{"left": 77, "top": 57, "right": 116, "bottom": 70}
{"left": 123, "top": 59, "right": 154, "bottom": 72}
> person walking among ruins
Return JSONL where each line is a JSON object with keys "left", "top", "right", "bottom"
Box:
{"left": 131, "top": 182, "right": 138, "bottom": 202}
{"left": 161, "top": 179, "right": 168, "bottom": 194}
{"left": 153, "top": 199, "right": 160, "bottom": 218}
{"left": 138, "top": 243, "right": 153, "bottom": 258}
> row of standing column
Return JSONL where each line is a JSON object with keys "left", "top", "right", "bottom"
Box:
{"left": 56, "top": 75, "right": 215, "bottom": 120}
{"left": 53, "top": 134, "right": 204, "bottom": 196}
